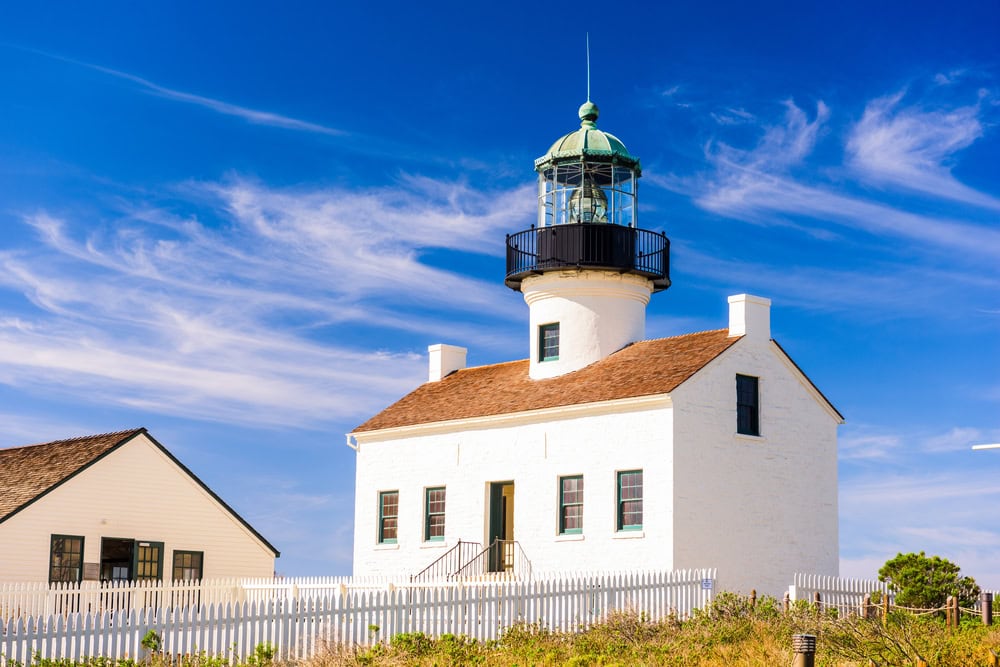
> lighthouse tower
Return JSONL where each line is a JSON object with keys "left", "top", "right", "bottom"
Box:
{"left": 505, "top": 101, "right": 670, "bottom": 379}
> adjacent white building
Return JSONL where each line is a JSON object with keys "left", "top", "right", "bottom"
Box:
{"left": 348, "top": 100, "right": 842, "bottom": 595}
{"left": 0, "top": 428, "right": 278, "bottom": 582}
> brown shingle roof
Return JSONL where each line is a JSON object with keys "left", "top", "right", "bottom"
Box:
{"left": 0, "top": 429, "right": 144, "bottom": 522}
{"left": 354, "top": 329, "right": 741, "bottom": 433}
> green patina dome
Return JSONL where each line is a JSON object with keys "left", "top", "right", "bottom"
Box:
{"left": 535, "top": 100, "right": 641, "bottom": 174}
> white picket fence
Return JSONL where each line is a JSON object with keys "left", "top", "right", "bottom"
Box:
{"left": 788, "top": 572, "right": 890, "bottom": 614}
{"left": 790, "top": 574, "right": 1000, "bottom": 616}
{"left": 0, "top": 576, "right": 400, "bottom": 622}
{"left": 0, "top": 569, "right": 716, "bottom": 666}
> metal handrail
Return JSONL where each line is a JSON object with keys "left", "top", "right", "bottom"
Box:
{"left": 450, "top": 539, "right": 532, "bottom": 581}
{"left": 409, "top": 540, "right": 482, "bottom": 583}
{"left": 505, "top": 223, "right": 670, "bottom": 291}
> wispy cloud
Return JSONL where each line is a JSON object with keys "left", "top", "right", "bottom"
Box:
{"left": 846, "top": 90, "right": 1000, "bottom": 210}
{"left": 0, "top": 175, "right": 531, "bottom": 427}
{"left": 656, "top": 89, "right": 1000, "bottom": 264}
{"left": 22, "top": 47, "right": 346, "bottom": 137}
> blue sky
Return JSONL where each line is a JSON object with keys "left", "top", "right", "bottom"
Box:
{"left": 1, "top": 1, "right": 998, "bottom": 587}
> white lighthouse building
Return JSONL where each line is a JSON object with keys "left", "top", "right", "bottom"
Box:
{"left": 348, "top": 100, "right": 841, "bottom": 595}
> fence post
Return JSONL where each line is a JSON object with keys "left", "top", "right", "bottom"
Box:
{"left": 749, "top": 589, "right": 756, "bottom": 610}
{"left": 791, "top": 633, "right": 816, "bottom": 667}
{"left": 861, "top": 594, "right": 871, "bottom": 619}
{"left": 946, "top": 595, "right": 955, "bottom": 629}
{"left": 783, "top": 591, "right": 790, "bottom": 613}
{"left": 982, "top": 592, "right": 993, "bottom": 627}
{"left": 882, "top": 592, "right": 889, "bottom": 626}
{"left": 813, "top": 592, "right": 821, "bottom": 618}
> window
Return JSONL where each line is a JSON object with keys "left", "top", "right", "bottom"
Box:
{"left": 424, "top": 487, "right": 446, "bottom": 541}
{"left": 539, "top": 323, "right": 560, "bottom": 361}
{"left": 559, "top": 476, "right": 583, "bottom": 534}
{"left": 135, "top": 541, "right": 164, "bottom": 581}
{"left": 736, "top": 374, "right": 760, "bottom": 436}
{"left": 617, "top": 470, "right": 643, "bottom": 531}
{"left": 49, "top": 535, "right": 84, "bottom": 583}
{"left": 172, "top": 551, "right": 204, "bottom": 581}
{"left": 378, "top": 491, "right": 399, "bottom": 544}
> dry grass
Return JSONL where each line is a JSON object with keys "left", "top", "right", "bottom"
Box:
{"left": 302, "top": 594, "right": 1000, "bottom": 667}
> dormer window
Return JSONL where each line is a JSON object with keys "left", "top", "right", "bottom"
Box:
{"left": 539, "top": 323, "right": 560, "bottom": 361}
{"left": 736, "top": 374, "right": 760, "bottom": 436}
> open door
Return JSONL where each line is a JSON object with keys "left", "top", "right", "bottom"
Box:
{"left": 487, "top": 481, "right": 514, "bottom": 572}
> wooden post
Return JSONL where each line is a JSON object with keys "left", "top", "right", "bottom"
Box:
{"left": 862, "top": 594, "right": 872, "bottom": 619}
{"left": 750, "top": 589, "right": 757, "bottom": 609}
{"left": 982, "top": 592, "right": 993, "bottom": 627}
{"left": 814, "top": 591, "right": 821, "bottom": 618}
{"left": 946, "top": 595, "right": 955, "bottom": 628}
{"left": 783, "top": 591, "right": 791, "bottom": 613}
{"left": 882, "top": 592, "right": 889, "bottom": 626}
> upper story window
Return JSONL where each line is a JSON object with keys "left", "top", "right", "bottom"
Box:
{"left": 49, "top": 535, "right": 84, "bottom": 584}
{"left": 736, "top": 374, "right": 760, "bottom": 436}
{"left": 378, "top": 490, "right": 399, "bottom": 544}
{"left": 425, "top": 487, "right": 446, "bottom": 541}
{"left": 559, "top": 475, "right": 583, "bottom": 534}
{"left": 617, "top": 470, "right": 643, "bottom": 531}
{"left": 539, "top": 323, "right": 560, "bottom": 361}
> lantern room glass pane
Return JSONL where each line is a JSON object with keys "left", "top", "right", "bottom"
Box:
{"left": 538, "top": 161, "right": 637, "bottom": 227}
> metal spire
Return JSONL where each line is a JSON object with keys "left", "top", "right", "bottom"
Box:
{"left": 586, "top": 33, "right": 591, "bottom": 102}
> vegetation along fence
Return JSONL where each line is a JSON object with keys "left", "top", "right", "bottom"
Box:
{"left": 0, "top": 569, "right": 716, "bottom": 666}
{"left": 789, "top": 573, "right": 999, "bottom": 622}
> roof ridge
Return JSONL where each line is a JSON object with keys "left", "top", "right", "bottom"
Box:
{"left": 634, "top": 328, "right": 731, "bottom": 344}
{"left": 3, "top": 427, "right": 145, "bottom": 452}
{"left": 450, "top": 329, "right": 732, "bottom": 375}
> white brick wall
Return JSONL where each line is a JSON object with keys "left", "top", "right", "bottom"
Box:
{"left": 352, "top": 399, "right": 675, "bottom": 577}
{"left": 352, "top": 336, "right": 839, "bottom": 597}
{"left": 671, "top": 337, "right": 840, "bottom": 595}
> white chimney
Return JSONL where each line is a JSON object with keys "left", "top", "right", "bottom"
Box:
{"left": 428, "top": 344, "right": 467, "bottom": 382}
{"left": 728, "top": 294, "right": 771, "bottom": 340}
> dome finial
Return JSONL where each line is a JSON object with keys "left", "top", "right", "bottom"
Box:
{"left": 579, "top": 34, "right": 598, "bottom": 127}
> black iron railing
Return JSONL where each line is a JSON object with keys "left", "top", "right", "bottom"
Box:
{"left": 409, "top": 540, "right": 482, "bottom": 583}
{"left": 505, "top": 223, "right": 670, "bottom": 291}
{"left": 451, "top": 539, "right": 532, "bottom": 581}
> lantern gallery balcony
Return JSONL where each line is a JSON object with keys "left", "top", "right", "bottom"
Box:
{"left": 505, "top": 223, "right": 670, "bottom": 291}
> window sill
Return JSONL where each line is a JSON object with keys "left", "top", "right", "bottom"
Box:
{"left": 555, "top": 533, "right": 584, "bottom": 542}
{"left": 420, "top": 540, "right": 448, "bottom": 549}
{"left": 735, "top": 433, "right": 766, "bottom": 443}
{"left": 613, "top": 530, "right": 645, "bottom": 540}
{"left": 374, "top": 543, "right": 399, "bottom": 551}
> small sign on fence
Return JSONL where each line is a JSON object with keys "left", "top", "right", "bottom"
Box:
{"left": 701, "top": 578, "right": 713, "bottom": 590}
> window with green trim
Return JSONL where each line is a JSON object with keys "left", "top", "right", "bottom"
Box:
{"left": 49, "top": 535, "right": 84, "bottom": 583}
{"left": 559, "top": 475, "right": 583, "bottom": 534}
{"left": 424, "top": 487, "right": 446, "bottom": 541}
{"left": 135, "top": 541, "right": 164, "bottom": 581}
{"left": 539, "top": 323, "right": 560, "bottom": 361}
{"left": 617, "top": 470, "right": 643, "bottom": 531}
{"left": 172, "top": 551, "right": 204, "bottom": 581}
{"left": 378, "top": 490, "right": 399, "bottom": 544}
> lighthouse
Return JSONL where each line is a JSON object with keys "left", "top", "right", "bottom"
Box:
{"left": 505, "top": 100, "right": 670, "bottom": 379}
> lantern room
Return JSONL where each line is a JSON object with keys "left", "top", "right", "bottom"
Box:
{"left": 505, "top": 101, "right": 670, "bottom": 292}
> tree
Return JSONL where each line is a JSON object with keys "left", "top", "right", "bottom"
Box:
{"left": 878, "top": 551, "right": 980, "bottom": 609}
